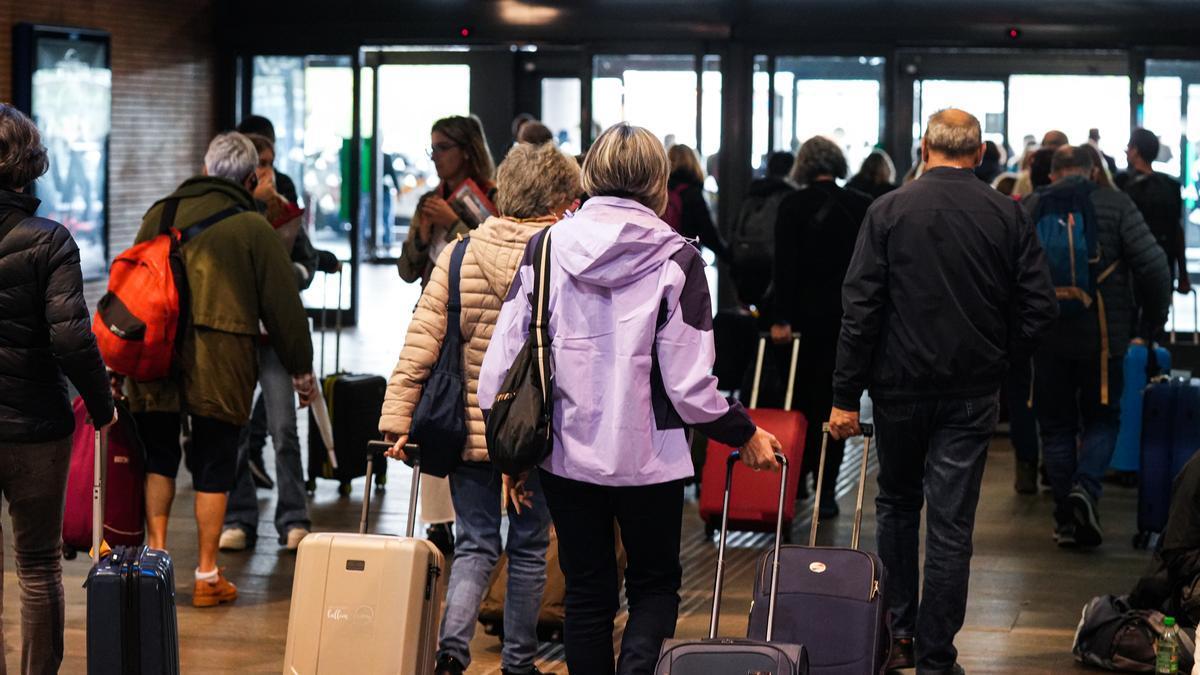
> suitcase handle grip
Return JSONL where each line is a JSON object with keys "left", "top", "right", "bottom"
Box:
{"left": 1169, "top": 288, "right": 1198, "bottom": 346}
{"left": 812, "top": 422, "right": 874, "bottom": 549}
{"left": 750, "top": 335, "right": 801, "bottom": 411}
{"left": 363, "top": 441, "right": 422, "bottom": 537}
{"left": 92, "top": 428, "right": 108, "bottom": 565}
{"left": 711, "top": 450, "right": 788, "bottom": 641}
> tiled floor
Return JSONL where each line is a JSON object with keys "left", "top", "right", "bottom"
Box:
{"left": 9, "top": 263, "right": 1153, "bottom": 673}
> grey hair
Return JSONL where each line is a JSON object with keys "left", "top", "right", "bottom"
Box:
{"left": 1051, "top": 145, "right": 1095, "bottom": 176}
{"left": 925, "top": 109, "right": 982, "bottom": 159}
{"left": 789, "top": 135, "right": 848, "bottom": 185}
{"left": 495, "top": 142, "right": 581, "bottom": 219}
{"left": 204, "top": 132, "right": 258, "bottom": 183}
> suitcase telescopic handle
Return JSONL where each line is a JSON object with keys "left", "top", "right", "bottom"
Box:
{"left": 710, "top": 450, "right": 788, "bottom": 641}
{"left": 92, "top": 428, "right": 108, "bottom": 565}
{"left": 363, "top": 441, "right": 422, "bottom": 537}
{"left": 1170, "top": 288, "right": 1199, "bottom": 346}
{"left": 811, "top": 422, "right": 875, "bottom": 549}
{"left": 750, "top": 334, "right": 801, "bottom": 410}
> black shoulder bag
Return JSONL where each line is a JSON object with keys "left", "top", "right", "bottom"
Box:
{"left": 486, "top": 230, "right": 554, "bottom": 477}
{"left": 409, "top": 237, "right": 471, "bottom": 477}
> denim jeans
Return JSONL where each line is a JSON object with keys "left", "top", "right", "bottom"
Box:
{"left": 0, "top": 435, "right": 72, "bottom": 675}
{"left": 1006, "top": 357, "right": 1040, "bottom": 465}
{"left": 438, "top": 462, "right": 551, "bottom": 672}
{"left": 224, "top": 345, "right": 309, "bottom": 542}
{"left": 1033, "top": 353, "right": 1123, "bottom": 525}
{"left": 874, "top": 393, "right": 998, "bottom": 674}
{"left": 541, "top": 470, "right": 685, "bottom": 675}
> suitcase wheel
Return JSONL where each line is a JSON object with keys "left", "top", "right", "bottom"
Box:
{"left": 62, "top": 547, "right": 77, "bottom": 561}
{"left": 305, "top": 478, "right": 316, "bottom": 494}
{"left": 481, "top": 620, "right": 502, "bottom": 637}
{"left": 703, "top": 523, "right": 717, "bottom": 542}
{"left": 374, "top": 473, "right": 387, "bottom": 490}
{"left": 337, "top": 481, "right": 353, "bottom": 497}
{"left": 1133, "top": 531, "right": 1160, "bottom": 550}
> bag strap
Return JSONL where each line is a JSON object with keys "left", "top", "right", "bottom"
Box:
{"left": 530, "top": 230, "right": 553, "bottom": 396}
{"left": 447, "top": 236, "right": 469, "bottom": 318}
{"left": 178, "top": 205, "right": 246, "bottom": 244}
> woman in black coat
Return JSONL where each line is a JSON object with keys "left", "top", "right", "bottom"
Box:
{"left": 665, "top": 144, "right": 731, "bottom": 263}
{"left": 770, "top": 135, "right": 872, "bottom": 517}
{"left": 0, "top": 104, "right": 114, "bottom": 673}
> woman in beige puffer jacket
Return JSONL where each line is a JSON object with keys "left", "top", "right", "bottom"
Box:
{"left": 379, "top": 141, "right": 580, "bottom": 674}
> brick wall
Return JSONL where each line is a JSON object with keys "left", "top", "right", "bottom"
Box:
{"left": 0, "top": 0, "right": 218, "bottom": 304}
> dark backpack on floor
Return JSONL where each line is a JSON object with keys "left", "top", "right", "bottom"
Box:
{"left": 1073, "top": 594, "right": 1196, "bottom": 671}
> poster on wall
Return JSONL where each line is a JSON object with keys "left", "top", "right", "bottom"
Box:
{"left": 14, "top": 25, "right": 112, "bottom": 281}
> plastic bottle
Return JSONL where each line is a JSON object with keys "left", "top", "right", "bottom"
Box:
{"left": 1157, "top": 616, "right": 1179, "bottom": 674}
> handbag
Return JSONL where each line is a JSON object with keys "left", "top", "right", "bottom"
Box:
{"left": 485, "top": 230, "right": 554, "bottom": 477}
{"left": 408, "top": 237, "right": 471, "bottom": 477}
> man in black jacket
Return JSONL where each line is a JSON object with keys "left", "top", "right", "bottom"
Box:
{"left": 828, "top": 109, "right": 1058, "bottom": 674}
{"left": 0, "top": 103, "right": 115, "bottom": 674}
{"left": 1023, "top": 146, "right": 1170, "bottom": 548}
{"left": 1121, "top": 128, "right": 1191, "bottom": 294}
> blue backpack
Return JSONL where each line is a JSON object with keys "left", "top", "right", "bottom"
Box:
{"left": 1033, "top": 180, "right": 1101, "bottom": 317}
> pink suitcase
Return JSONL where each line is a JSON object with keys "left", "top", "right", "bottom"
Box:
{"left": 63, "top": 398, "right": 145, "bottom": 553}
{"left": 283, "top": 443, "right": 444, "bottom": 674}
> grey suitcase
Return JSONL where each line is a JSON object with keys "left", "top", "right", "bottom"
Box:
{"left": 746, "top": 423, "right": 890, "bottom": 674}
{"left": 656, "top": 450, "right": 808, "bottom": 674}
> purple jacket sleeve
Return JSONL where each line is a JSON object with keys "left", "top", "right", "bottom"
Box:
{"left": 656, "top": 247, "right": 756, "bottom": 447}
{"left": 478, "top": 256, "right": 533, "bottom": 414}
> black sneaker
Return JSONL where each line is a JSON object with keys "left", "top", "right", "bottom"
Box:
{"left": 248, "top": 455, "right": 274, "bottom": 490}
{"left": 886, "top": 637, "right": 914, "bottom": 671}
{"left": 435, "top": 654, "right": 466, "bottom": 675}
{"left": 1054, "top": 523, "right": 1077, "bottom": 548}
{"left": 1068, "top": 487, "right": 1103, "bottom": 548}
{"left": 427, "top": 522, "right": 455, "bottom": 558}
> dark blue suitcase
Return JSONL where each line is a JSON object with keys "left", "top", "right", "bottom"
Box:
{"left": 656, "top": 450, "right": 808, "bottom": 674}
{"left": 83, "top": 429, "right": 179, "bottom": 675}
{"left": 1111, "top": 343, "right": 1171, "bottom": 472}
{"left": 747, "top": 424, "right": 889, "bottom": 675}
{"left": 1137, "top": 375, "right": 1200, "bottom": 547}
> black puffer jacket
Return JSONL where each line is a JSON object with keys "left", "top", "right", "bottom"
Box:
{"left": 0, "top": 189, "right": 113, "bottom": 442}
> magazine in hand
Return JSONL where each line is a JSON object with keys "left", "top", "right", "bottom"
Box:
{"left": 448, "top": 178, "right": 497, "bottom": 228}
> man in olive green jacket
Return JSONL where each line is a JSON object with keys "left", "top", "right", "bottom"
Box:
{"left": 123, "top": 132, "right": 315, "bottom": 607}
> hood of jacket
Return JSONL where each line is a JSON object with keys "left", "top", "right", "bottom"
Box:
{"left": 552, "top": 196, "right": 688, "bottom": 289}
{"left": 469, "top": 215, "right": 554, "bottom": 298}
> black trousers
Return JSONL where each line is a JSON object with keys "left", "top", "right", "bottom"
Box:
{"left": 540, "top": 470, "right": 685, "bottom": 675}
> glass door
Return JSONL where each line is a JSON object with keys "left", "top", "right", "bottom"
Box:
{"left": 1007, "top": 74, "right": 1131, "bottom": 171}
{"left": 250, "top": 55, "right": 358, "bottom": 320}
{"left": 540, "top": 76, "right": 582, "bottom": 155}
{"left": 1145, "top": 60, "right": 1200, "bottom": 265}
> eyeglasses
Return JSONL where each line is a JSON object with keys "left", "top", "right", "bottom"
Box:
{"left": 427, "top": 142, "right": 461, "bottom": 158}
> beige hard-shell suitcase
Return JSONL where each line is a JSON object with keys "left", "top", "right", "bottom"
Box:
{"left": 283, "top": 443, "right": 444, "bottom": 674}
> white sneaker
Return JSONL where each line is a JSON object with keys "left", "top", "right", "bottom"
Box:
{"left": 285, "top": 528, "right": 310, "bottom": 551}
{"left": 218, "top": 528, "right": 248, "bottom": 551}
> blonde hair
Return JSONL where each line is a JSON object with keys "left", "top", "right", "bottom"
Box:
{"left": 581, "top": 123, "right": 669, "bottom": 215}
{"left": 667, "top": 144, "right": 704, "bottom": 184}
{"left": 495, "top": 142, "right": 581, "bottom": 219}
{"left": 431, "top": 115, "right": 495, "bottom": 183}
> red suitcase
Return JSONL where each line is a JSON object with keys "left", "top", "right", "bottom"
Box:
{"left": 63, "top": 397, "right": 146, "bottom": 553}
{"left": 699, "top": 335, "right": 806, "bottom": 539}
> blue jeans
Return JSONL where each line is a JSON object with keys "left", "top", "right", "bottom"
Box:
{"left": 439, "top": 462, "right": 551, "bottom": 672}
{"left": 224, "top": 345, "right": 310, "bottom": 542}
{"left": 1033, "top": 353, "right": 1123, "bottom": 525}
{"left": 874, "top": 393, "right": 998, "bottom": 674}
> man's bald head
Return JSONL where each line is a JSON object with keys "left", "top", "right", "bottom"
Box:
{"left": 1050, "top": 144, "right": 1094, "bottom": 182}
{"left": 924, "top": 109, "right": 983, "bottom": 161}
{"left": 1042, "top": 130, "right": 1069, "bottom": 149}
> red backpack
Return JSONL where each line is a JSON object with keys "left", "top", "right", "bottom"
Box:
{"left": 661, "top": 183, "right": 688, "bottom": 232}
{"left": 93, "top": 198, "right": 244, "bottom": 381}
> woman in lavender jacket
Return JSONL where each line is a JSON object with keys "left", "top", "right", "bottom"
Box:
{"left": 478, "top": 123, "right": 782, "bottom": 675}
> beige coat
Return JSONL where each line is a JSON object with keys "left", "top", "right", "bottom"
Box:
{"left": 380, "top": 215, "right": 552, "bottom": 462}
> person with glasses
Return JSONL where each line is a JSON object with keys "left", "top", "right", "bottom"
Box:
{"left": 398, "top": 115, "right": 497, "bottom": 558}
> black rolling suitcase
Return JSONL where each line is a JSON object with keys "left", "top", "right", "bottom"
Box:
{"left": 85, "top": 428, "right": 180, "bottom": 675}
{"left": 655, "top": 450, "right": 808, "bottom": 674}
{"left": 306, "top": 269, "right": 388, "bottom": 495}
{"left": 746, "top": 424, "right": 889, "bottom": 674}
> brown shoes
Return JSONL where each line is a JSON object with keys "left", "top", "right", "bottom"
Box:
{"left": 193, "top": 570, "right": 238, "bottom": 608}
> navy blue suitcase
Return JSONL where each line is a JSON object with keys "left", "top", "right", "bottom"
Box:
{"left": 1138, "top": 374, "right": 1200, "bottom": 547}
{"left": 656, "top": 451, "right": 808, "bottom": 674}
{"left": 84, "top": 429, "right": 179, "bottom": 675}
{"left": 747, "top": 424, "right": 889, "bottom": 675}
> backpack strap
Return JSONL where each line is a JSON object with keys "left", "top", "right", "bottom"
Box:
{"left": 178, "top": 205, "right": 247, "bottom": 245}
{"left": 157, "top": 198, "right": 181, "bottom": 235}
